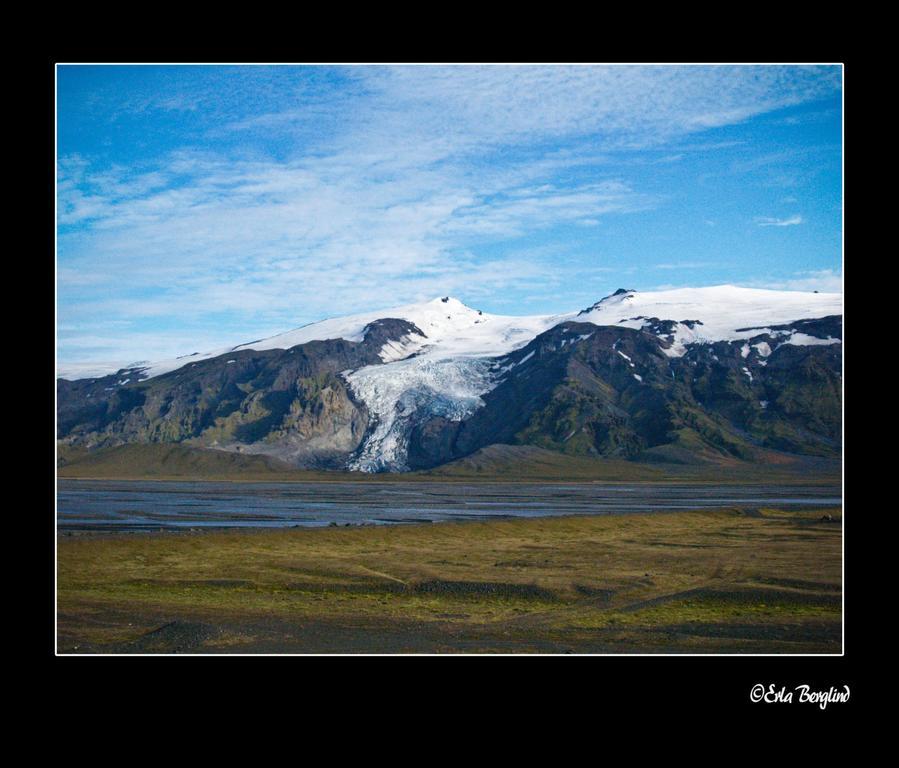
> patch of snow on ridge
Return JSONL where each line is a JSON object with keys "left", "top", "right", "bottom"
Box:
{"left": 491, "top": 349, "right": 536, "bottom": 377}
{"left": 516, "top": 350, "right": 536, "bottom": 366}
{"left": 378, "top": 331, "right": 429, "bottom": 363}
{"left": 56, "top": 361, "right": 141, "bottom": 380}
{"left": 560, "top": 332, "right": 593, "bottom": 347}
{"left": 576, "top": 285, "right": 841, "bottom": 345}
{"left": 345, "top": 356, "right": 497, "bottom": 472}
{"left": 782, "top": 333, "right": 841, "bottom": 347}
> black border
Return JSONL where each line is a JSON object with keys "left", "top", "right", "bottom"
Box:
{"left": 41, "top": 51, "right": 864, "bottom": 719}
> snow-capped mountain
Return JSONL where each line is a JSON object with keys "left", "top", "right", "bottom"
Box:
{"left": 69, "top": 286, "right": 841, "bottom": 381}
{"left": 57, "top": 286, "right": 843, "bottom": 473}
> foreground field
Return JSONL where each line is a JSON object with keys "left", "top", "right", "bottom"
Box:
{"left": 57, "top": 507, "right": 842, "bottom": 654}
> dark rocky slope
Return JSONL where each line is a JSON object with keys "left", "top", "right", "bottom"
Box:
{"left": 57, "top": 319, "right": 423, "bottom": 469}
{"left": 406, "top": 316, "right": 841, "bottom": 470}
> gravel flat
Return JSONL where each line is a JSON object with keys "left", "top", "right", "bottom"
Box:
{"left": 57, "top": 479, "right": 842, "bottom": 531}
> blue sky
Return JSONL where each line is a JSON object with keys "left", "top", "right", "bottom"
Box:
{"left": 57, "top": 64, "right": 842, "bottom": 374}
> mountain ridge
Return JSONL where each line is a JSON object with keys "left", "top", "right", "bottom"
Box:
{"left": 58, "top": 285, "right": 841, "bottom": 382}
{"left": 57, "top": 286, "right": 842, "bottom": 474}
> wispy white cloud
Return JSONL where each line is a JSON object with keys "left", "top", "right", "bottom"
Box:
{"left": 57, "top": 145, "right": 650, "bottom": 348}
{"left": 756, "top": 215, "right": 804, "bottom": 227}
{"left": 57, "top": 65, "right": 842, "bottom": 369}
{"left": 329, "top": 65, "right": 840, "bottom": 153}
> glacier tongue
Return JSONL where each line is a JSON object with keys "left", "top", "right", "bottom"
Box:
{"left": 344, "top": 356, "right": 497, "bottom": 472}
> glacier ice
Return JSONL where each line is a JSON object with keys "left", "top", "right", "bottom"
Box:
{"left": 344, "top": 355, "right": 499, "bottom": 472}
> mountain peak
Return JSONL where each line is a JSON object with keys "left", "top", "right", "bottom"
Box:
{"left": 430, "top": 295, "right": 468, "bottom": 308}
{"left": 578, "top": 288, "right": 636, "bottom": 315}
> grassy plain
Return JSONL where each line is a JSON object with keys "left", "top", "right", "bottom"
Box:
{"left": 57, "top": 505, "right": 842, "bottom": 654}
